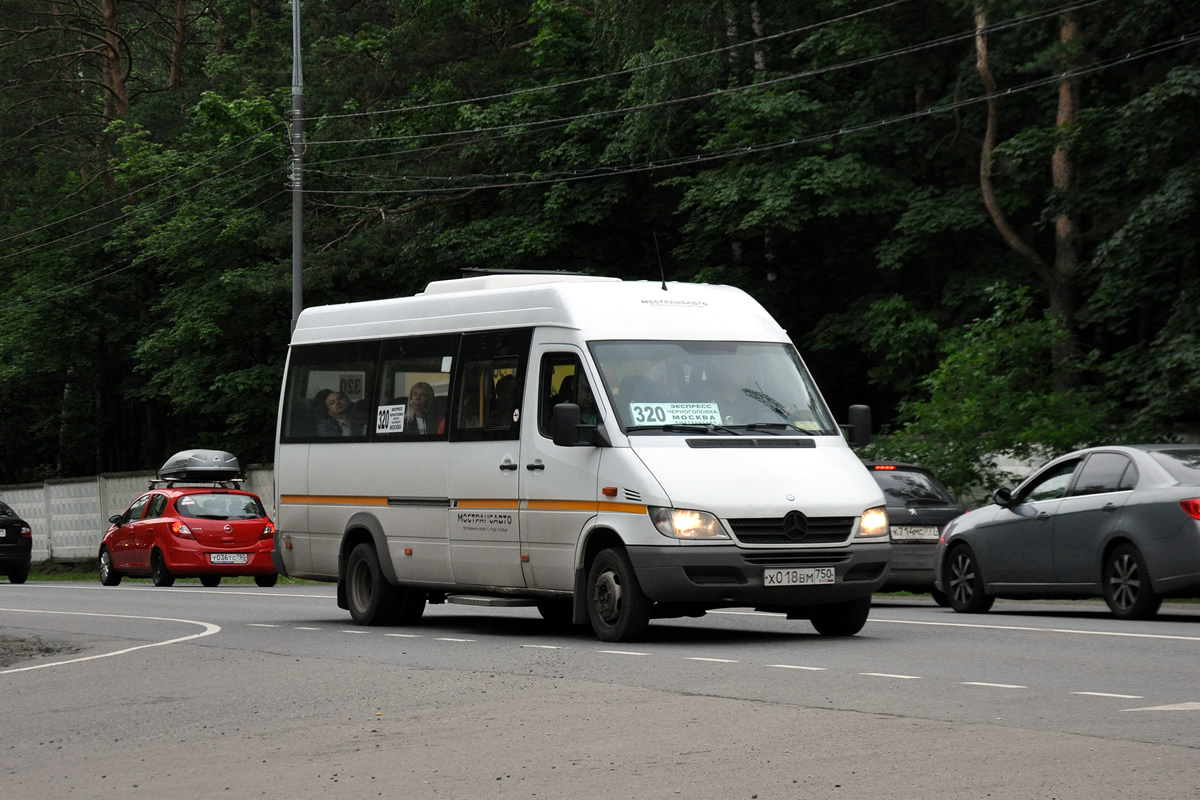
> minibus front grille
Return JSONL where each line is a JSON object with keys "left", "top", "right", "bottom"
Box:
{"left": 727, "top": 516, "right": 854, "bottom": 545}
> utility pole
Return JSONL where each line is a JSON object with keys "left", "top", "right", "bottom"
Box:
{"left": 290, "top": 0, "right": 304, "bottom": 334}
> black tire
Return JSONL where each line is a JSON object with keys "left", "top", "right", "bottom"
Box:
{"left": 99, "top": 548, "right": 122, "bottom": 586}
{"left": 586, "top": 548, "right": 651, "bottom": 642}
{"left": 1104, "top": 544, "right": 1162, "bottom": 620}
{"left": 809, "top": 596, "right": 872, "bottom": 636}
{"left": 151, "top": 550, "right": 176, "bottom": 587}
{"left": 346, "top": 542, "right": 399, "bottom": 626}
{"left": 930, "top": 587, "right": 950, "bottom": 607}
{"left": 394, "top": 587, "right": 427, "bottom": 625}
{"left": 200, "top": 575, "right": 221, "bottom": 587}
{"left": 254, "top": 573, "right": 279, "bottom": 588}
{"left": 945, "top": 545, "right": 994, "bottom": 614}
{"left": 536, "top": 599, "right": 574, "bottom": 628}
{"left": 8, "top": 567, "right": 29, "bottom": 585}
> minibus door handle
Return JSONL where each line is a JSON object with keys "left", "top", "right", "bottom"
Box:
{"left": 526, "top": 460, "right": 545, "bottom": 471}
{"left": 499, "top": 460, "right": 518, "bottom": 471}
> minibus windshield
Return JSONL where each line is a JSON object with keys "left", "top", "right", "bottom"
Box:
{"left": 589, "top": 341, "right": 839, "bottom": 435}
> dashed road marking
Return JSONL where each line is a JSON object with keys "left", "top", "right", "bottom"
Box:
{"left": 599, "top": 650, "right": 649, "bottom": 656}
{"left": 766, "top": 664, "right": 827, "bottom": 671}
{"left": 963, "top": 682, "right": 1026, "bottom": 689}
{"left": 434, "top": 637, "right": 474, "bottom": 642}
{"left": 686, "top": 657, "right": 738, "bottom": 663}
{"left": 1073, "top": 691, "right": 1142, "bottom": 699}
{"left": 248, "top": 623, "right": 279, "bottom": 627}
{"left": 1125, "top": 702, "right": 1200, "bottom": 711}
{"left": 861, "top": 672, "right": 920, "bottom": 679}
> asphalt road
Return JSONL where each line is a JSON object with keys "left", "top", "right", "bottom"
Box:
{"left": 2, "top": 582, "right": 1199, "bottom": 799}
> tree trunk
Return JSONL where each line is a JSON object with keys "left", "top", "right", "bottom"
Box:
{"left": 974, "top": 5, "right": 1081, "bottom": 391}
{"left": 169, "top": 0, "right": 187, "bottom": 89}
{"left": 101, "top": 0, "right": 130, "bottom": 118}
{"left": 1049, "top": 11, "right": 1081, "bottom": 389}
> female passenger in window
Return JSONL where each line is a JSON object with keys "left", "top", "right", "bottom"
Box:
{"left": 404, "top": 382, "right": 440, "bottom": 435}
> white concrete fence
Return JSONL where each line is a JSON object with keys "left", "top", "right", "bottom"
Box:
{"left": 0, "top": 467, "right": 275, "bottom": 563}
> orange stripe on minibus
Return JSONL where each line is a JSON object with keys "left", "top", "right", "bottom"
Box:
{"left": 455, "top": 499, "right": 521, "bottom": 510}
{"left": 280, "top": 495, "right": 387, "bottom": 506}
{"left": 524, "top": 500, "right": 647, "bottom": 514}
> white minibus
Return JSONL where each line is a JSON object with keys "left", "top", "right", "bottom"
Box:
{"left": 272, "top": 274, "right": 891, "bottom": 641}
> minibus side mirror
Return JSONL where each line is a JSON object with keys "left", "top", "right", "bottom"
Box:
{"left": 551, "top": 403, "right": 608, "bottom": 447}
{"left": 552, "top": 403, "right": 582, "bottom": 447}
{"left": 846, "top": 404, "right": 872, "bottom": 448}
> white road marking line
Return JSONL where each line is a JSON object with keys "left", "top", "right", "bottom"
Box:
{"left": 766, "top": 664, "right": 827, "bottom": 671}
{"left": 293, "top": 626, "right": 320, "bottom": 630}
{"left": 434, "top": 637, "right": 474, "bottom": 642}
{"left": 861, "top": 672, "right": 920, "bottom": 679}
{"left": 1073, "top": 691, "right": 1143, "bottom": 699}
{"left": 16, "top": 584, "right": 332, "bottom": 599}
{"left": 342, "top": 629, "right": 370, "bottom": 634}
{"left": 873, "top": 617, "right": 1200, "bottom": 642}
{"left": 384, "top": 633, "right": 421, "bottom": 638}
{"left": 598, "top": 650, "right": 649, "bottom": 656}
{"left": 1125, "top": 702, "right": 1200, "bottom": 712}
{"left": 521, "top": 644, "right": 563, "bottom": 649}
{"left": 248, "top": 623, "right": 280, "bottom": 627}
{"left": 686, "top": 657, "right": 738, "bottom": 663}
{"left": 963, "top": 682, "right": 1026, "bottom": 689}
{"left": 0, "top": 607, "right": 220, "bottom": 674}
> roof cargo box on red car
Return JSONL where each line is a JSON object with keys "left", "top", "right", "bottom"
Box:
{"left": 158, "top": 449, "right": 241, "bottom": 482}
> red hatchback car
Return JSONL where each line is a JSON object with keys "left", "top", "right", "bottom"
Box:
{"left": 98, "top": 450, "right": 277, "bottom": 588}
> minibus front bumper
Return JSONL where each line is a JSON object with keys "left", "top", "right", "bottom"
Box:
{"left": 626, "top": 542, "right": 892, "bottom": 608}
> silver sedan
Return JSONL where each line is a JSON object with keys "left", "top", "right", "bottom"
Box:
{"left": 934, "top": 444, "right": 1200, "bottom": 619}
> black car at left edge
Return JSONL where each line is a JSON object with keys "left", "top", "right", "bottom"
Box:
{"left": 0, "top": 499, "right": 33, "bottom": 584}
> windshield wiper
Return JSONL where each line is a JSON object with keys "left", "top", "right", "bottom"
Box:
{"left": 626, "top": 424, "right": 741, "bottom": 435}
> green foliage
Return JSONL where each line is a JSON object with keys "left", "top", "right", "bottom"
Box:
{"left": 1, "top": 0, "right": 1198, "bottom": 486}
{"left": 866, "top": 285, "right": 1120, "bottom": 497}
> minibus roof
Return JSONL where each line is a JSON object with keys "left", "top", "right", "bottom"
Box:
{"left": 290, "top": 275, "right": 790, "bottom": 344}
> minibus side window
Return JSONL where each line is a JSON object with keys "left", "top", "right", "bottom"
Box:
{"left": 451, "top": 329, "right": 532, "bottom": 441}
{"left": 280, "top": 341, "right": 380, "bottom": 442}
{"left": 538, "top": 354, "right": 598, "bottom": 438}
{"left": 374, "top": 335, "right": 458, "bottom": 439}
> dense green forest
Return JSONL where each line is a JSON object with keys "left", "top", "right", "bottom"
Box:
{"left": 1, "top": 0, "right": 1197, "bottom": 494}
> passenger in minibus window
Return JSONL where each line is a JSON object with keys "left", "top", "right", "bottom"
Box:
{"left": 315, "top": 390, "right": 363, "bottom": 436}
{"left": 404, "top": 382, "right": 441, "bottom": 435}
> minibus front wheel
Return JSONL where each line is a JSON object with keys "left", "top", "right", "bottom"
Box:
{"left": 587, "top": 548, "right": 651, "bottom": 642}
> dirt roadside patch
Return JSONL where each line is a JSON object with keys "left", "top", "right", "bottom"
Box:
{"left": 0, "top": 634, "right": 79, "bottom": 668}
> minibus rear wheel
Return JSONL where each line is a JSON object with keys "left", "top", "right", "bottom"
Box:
{"left": 347, "top": 542, "right": 399, "bottom": 625}
{"left": 587, "top": 548, "right": 650, "bottom": 642}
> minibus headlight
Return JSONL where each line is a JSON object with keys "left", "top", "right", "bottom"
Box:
{"left": 648, "top": 507, "right": 729, "bottom": 540}
{"left": 858, "top": 506, "right": 889, "bottom": 538}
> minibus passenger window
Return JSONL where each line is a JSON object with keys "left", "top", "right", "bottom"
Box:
{"left": 451, "top": 329, "right": 531, "bottom": 441}
{"left": 376, "top": 335, "right": 456, "bottom": 438}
